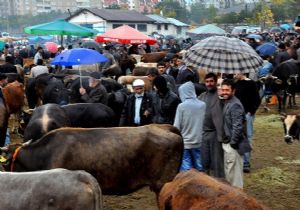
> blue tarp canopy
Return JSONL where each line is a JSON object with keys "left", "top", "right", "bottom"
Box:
{"left": 27, "top": 36, "right": 54, "bottom": 44}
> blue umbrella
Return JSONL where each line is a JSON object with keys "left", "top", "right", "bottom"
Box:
{"left": 246, "top": 34, "right": 263, "bottom": 40}
{"left": 51, "top": 48, "right": 108, "bottom": 66}
{"left": 280, "top": 24, "right": 292, "bottom": 30}
{"left": 256, "top": 42, "right": 277, "bottom": 56}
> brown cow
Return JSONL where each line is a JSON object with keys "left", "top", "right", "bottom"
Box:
{"left": 132, "top": 63, "right": 158, "bottom": 76}
{"left": 2, "top": 81, "right": 24, "bottom": 114}
{"left": 141, "top": 52, "right": 168, "bottom": 63}
{"left": 117, "top": 75, "right": 152, "bottom": 92}
{"left": 2, "top": 124, "right": 183, "bottom": 196}
{"left": 0, "top": 81, "right": 24, "bottom": 145}
{"left": 159, "top": 169, "right": 269, "bottom": 210}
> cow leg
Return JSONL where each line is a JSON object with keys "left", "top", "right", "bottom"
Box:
{"left": 292, "top": 93, "right": 296, "bottom": 106}
{"left": 276, "top": 92, "right": 283, "bottom": 112}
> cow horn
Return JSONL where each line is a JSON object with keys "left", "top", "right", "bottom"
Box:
{"left": 0, "top": 146, "right": 8, "bottom": 152}
{"left": 23, "top": 109, "right": 35, "bottom": 114}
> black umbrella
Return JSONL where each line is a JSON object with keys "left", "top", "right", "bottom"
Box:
{"left": 81, "top": 41, "right": 101, "bottom": 52}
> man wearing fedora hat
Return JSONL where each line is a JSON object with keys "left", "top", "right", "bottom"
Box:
{"left": 119, "top": 79, "right": 153, "bottom": 126}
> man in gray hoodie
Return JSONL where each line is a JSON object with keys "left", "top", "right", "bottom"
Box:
{"left": 174, "top": 81, "right": 206, "bottom": 171}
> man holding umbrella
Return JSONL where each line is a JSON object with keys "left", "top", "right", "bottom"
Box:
{"left": 79, "top": 72, "right": 108, "bottom": 105}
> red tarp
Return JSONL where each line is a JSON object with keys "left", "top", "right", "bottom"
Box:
{"left": 95, "top": 25, "right": 157, "bottom": 45}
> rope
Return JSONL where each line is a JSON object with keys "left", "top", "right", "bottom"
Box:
{"left": 10, "top": 146, "right": 22, "bottom": 172}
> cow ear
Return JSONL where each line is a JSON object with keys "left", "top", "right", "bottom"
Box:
{"left": 280, "top": 113, "right": 287, "bottom": 121}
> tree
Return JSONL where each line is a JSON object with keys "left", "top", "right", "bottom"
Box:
{"left": 155, "top": 0, "right": 189, "bottom": 23}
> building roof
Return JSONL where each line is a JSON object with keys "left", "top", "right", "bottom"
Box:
{"left": 146, "top": 14, "right": 169, "bottom": 24}
{"left": 166, "top": 18, "right": 189, "bottom": 27}
{"left": 67, "top": 8, "right": 155, "bottom": 23}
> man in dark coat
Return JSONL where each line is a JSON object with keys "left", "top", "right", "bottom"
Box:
{"left": 199, "top": 73, "right": 224, "bottom": 178}
{"left": 234, "top": 73, "right": 261, "bottom": 173}
{"left": 152, "top": 76, "right": 180, "bottom": 124}
{"left": 119, "top": 79, "right": 153, "bottom": 126}
{"left": 220, "top": 79, "right": 252, "bottom": 188}
{"left": 79, "top": 72, "right": 108, "bottom": 105}
{"left": 0, "top": 56, "right": 17, "bottom": 74}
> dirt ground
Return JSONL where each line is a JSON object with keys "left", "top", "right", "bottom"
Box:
{"left": 10, "top": 103, "right": 300, "bottom": 210}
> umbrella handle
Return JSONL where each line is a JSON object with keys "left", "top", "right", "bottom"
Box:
{"left": 79, "top": 70, "right": 83, "bottom": 88}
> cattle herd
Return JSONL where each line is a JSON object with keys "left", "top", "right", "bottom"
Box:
{"left": 0, "top": 53, "right": 273, "bottom": 209}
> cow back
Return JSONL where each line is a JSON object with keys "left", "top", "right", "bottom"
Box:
{"left": 0, "top": 169, "right": 103, "bottom": 210}
{"left": 159, "top": 169, "right": 269, "bottom": 210}
{"left": 14, "top": 124, "right": 183, "bottom": 195}
{"left": 2, "top": 81, "right": 24, "bottom": 114}
{"left": 141, "top": 52, "right": 168, "bottom": 63}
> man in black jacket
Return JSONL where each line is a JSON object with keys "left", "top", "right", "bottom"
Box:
{"left": 0, "top": 56, "right": 17, "bottom": 74}
{"left": 234, "top": 73, "right": 261, "bottom": 173}
{"left": 119, "top": 79, "right": 153, "bottom": 126}
{"left": 152, "top": 76, "right": 180, "bottom": 125}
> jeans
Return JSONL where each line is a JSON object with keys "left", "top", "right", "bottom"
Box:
{"left": 244, "top": 113, "right": 254, "bottom": 168}
{"left": 180, "top": 148, "right": 203, "bottom": 172}
{"left": 5, "top": 128, "right": 10, "bottom": 146}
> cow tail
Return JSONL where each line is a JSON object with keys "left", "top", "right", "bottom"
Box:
{"left": 80, "top": 172, "right": 103, "bottom": 210}
{"left": 89, "top": 175, "right": 103, "bottom": 210}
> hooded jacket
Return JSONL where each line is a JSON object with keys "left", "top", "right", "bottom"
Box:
{"left": 174, "top": 82, "right": 206, "bottom": 149}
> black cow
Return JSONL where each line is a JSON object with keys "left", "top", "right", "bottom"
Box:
{"left": 3, "top": 124, "right": 183, "bottom": 196}
{"left": 61, "top": 103, "right": 117, "bottom": 127}
{"left": 0, "top": 168, "right": 102, "bottom": 210}
{"left": 23, "top": 103, "right": 117, "bottom": 141}
{"left": 24, "top": 104, "right": 70, "bottom": 141}
{"left": 26, "top": 73, "right": 70, "bottom": 108}
{"left": 260, "top": 75, "right": 298, "bottom": 112}
{"left": 281, "top": 114, "right": 300, "bottom": 144}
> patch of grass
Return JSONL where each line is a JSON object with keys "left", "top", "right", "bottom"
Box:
{"left": 255, "top": 114, "right": 282, "bottom": 129}
{"left": 245, "top": 167, "right": 296, "bottom": 188}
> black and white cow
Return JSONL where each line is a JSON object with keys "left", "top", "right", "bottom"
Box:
{"left": 281, "top": 114, "right": 300, "bottom": 144}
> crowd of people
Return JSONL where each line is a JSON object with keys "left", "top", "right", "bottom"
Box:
{"left": 0, "top": 29, "right": 300, "bottom": 189}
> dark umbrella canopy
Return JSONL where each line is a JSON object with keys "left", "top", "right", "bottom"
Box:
{"left": 184, "top": 36, "right": 263, "bottom": 74}
{"left": 81, "top": 41, "right": 101, "bottom": 52}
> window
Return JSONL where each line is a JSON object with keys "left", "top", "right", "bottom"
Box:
{"left": 112, "top": 24, "right": 122, "bottom": 29}
{"left": 137, "top": 24, "right": 147, "bottom": 32}
{"left": 164, "top": 24, "right": 168, "bottom": 30}
{"left": 177, "top": 27, "right": 182, "bottom": 34}
{"left": 157, "top": 24, "right": 161, "bottom": 30}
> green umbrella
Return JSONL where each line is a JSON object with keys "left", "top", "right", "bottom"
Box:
{"left": 188, "top": 24, "right": 226, "bottom": 35}
{"left": 24, "top": 19, "right": 97, "bottom": 45}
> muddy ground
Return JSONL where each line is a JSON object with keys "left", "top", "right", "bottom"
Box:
{"left": 10, "top": 103, "right": 300, "bottom": 210}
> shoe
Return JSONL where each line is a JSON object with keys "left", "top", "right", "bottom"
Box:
{"left": 243, "top": 167, "right": 250, "bottom": 173}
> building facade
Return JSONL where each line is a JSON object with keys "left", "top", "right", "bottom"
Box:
{"left": 1, "top": 0, "right": 102, "bottom": 17}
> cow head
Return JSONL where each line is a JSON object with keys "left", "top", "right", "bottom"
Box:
{"left": 18, "top": 109, "right": 34, "bottom": 136}
{"left": 281, "top": 114, "right": 300, "bottom": 144}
